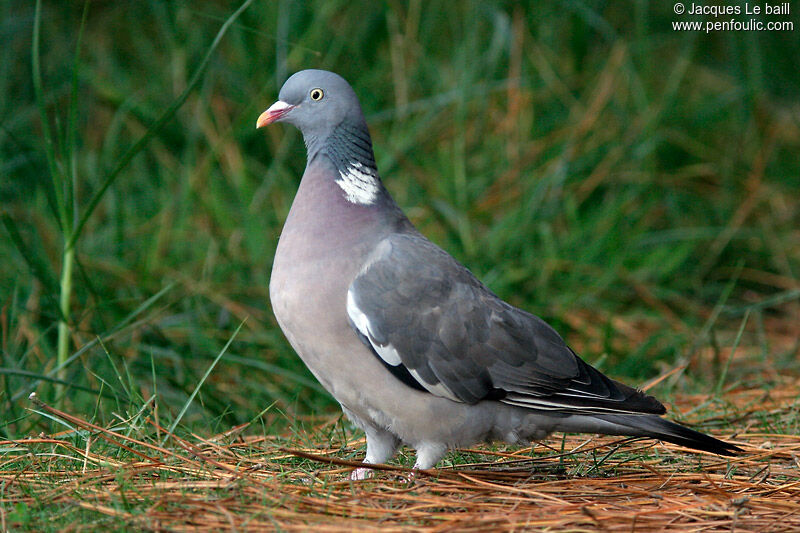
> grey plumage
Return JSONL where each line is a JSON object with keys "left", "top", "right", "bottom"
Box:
{"left": 257, "top": 69, "right": 740, "bottom": 477}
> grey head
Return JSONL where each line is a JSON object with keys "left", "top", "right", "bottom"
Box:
{"left": 258, "top": 70, "right": 389, "bottom": 207}
{"left": 257, "top": 70, "right": 369, "bottom": 155}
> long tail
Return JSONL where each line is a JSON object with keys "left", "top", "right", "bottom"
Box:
{"left": 592, "top": 413, "right": 741, "bottom": 456}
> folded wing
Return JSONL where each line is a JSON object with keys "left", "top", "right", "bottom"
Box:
{"left": 347, "top": 233, "right": 666, "bottom": 415}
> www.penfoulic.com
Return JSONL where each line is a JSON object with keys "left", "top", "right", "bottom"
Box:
{"left": 672, "top": 2, "right": 795, "bottom": 32}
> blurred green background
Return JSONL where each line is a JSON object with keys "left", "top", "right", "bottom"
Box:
{"left": 2, "top": 0, "right": 798, "bottom": 437}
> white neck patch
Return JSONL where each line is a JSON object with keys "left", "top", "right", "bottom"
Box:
{"left": 335, "top": 161, "right": 380, "bottom": 205}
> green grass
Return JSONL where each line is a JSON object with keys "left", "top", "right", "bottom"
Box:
{"left": 1, "top": 1, "right": 799, "bottom": 515}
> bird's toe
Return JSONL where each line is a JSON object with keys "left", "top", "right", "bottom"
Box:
{"left": 350, "top": 467, "right": 374, "bottom": 481}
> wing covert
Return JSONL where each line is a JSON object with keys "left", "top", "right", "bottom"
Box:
{"left": 347, "top": 233, "right": 665, "bottom": 415}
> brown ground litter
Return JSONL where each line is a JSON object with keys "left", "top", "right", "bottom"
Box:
{"left": 1, "top": 378, "right": 798, "bottom": 531}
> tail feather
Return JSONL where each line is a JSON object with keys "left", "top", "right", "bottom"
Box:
{"left": 594, "top": 413, "right": 741, "bottom": 456}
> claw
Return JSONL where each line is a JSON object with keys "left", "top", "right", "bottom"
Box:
{"left": 350, "top": 467, "right": 374, "bottom": 480}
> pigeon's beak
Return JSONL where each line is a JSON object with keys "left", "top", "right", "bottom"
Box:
{"left": 256, "top": 101, "right": 295, "bottom": 128}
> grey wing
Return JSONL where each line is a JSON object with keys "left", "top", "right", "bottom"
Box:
{"left": 347, "top": 233, "right": 665, "bottom": 415}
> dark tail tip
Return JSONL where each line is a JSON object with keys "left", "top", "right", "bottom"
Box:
{"left": 598, "top": 413, "right": 742, "bottom": 456}
{"left": 654, "top": 418, "right": 742, "bottom": 456}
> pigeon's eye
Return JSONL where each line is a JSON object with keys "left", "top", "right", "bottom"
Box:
{"left": 310, "top": 88, "right": 324, "bottom": 101}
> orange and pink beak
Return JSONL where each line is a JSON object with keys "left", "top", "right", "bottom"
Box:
{"left": 256, "top": 100, "right": 294, "bottom": 128}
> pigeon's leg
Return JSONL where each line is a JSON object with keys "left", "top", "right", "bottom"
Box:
{"left": 350, "top": 427, "right": 400, "bottom": 480}
{"left": 412, "top": 442, "right": 447, "bottom": 471}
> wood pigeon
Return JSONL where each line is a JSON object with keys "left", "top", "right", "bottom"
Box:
{"left": 257, "top": 69, "right": 740, "bottom": 479}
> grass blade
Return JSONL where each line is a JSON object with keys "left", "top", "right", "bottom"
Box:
{"left": 0, "top": 213, "right": 60, "bottom": 299}
{"left": 715, "top": 309, "right": 750, "bottom": 396}
{"left": 161, "top": 319, "right": 245, "bottom": 446}
{"left": 32, "top": 0, "right": 66, "bottom": 231}
{"left": 67, "top": 0, "right": 256, "bottom": 248}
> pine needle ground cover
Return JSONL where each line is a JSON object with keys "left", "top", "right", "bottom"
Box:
{"left": 2, "top": 377, "right": 799, "bottom": 531}
{"left": 2, "top": 1, "right": 798, "bottom": 531}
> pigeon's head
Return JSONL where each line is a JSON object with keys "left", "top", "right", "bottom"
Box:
{"left": 256, "top": 70, "right": 366, "bottom": 141}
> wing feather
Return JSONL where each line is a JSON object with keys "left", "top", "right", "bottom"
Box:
{"left": 347, "top": 233, "right": 665, "bottom": 415}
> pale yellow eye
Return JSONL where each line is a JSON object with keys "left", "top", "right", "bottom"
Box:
{"left": 310, "top": 88, "right": 324, "bottom": 101}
